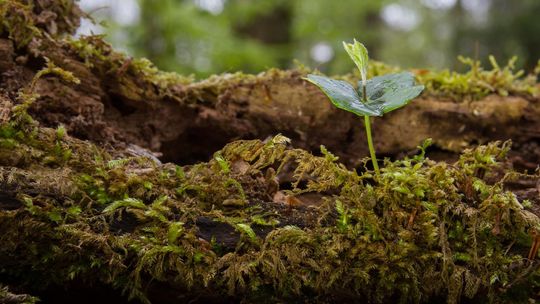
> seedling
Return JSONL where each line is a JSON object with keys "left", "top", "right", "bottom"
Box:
{"left": 304, "top": 39, "right": 424, "bottom": 175}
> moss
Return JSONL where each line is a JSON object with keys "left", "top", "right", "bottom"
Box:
{"left": 1, "top": 111, "right": 540, "bottom": 303}
{"left": 0, "top": 0, "right": 82, "bottom": 48}
{"left": 130, "top": 57, "right": 195, "bottom": 87}
{"left": 0, "top": 53, "right": 83, "bottom": 168}
{"left": 66, "top": 35, "right": 113, "bottom": 68}
{"left": 31, "top": 57, "right": 81, "bottom": 88}
{"left": 336, "top": 56, "right": 539, "bottom": 101}
{"left": 1, "top": 0, "right": 538, "bottom": 111}
{"left": 0, "top": 1, "right": 41, "bottom": 48}
{"left": 1, "top": 2, "right": 539, "bottom": 302}
{"left": 416, "top": 56, "right": 539, "bottom": 101}
{"left": 0, "top": 285, "right": 39, "bottom": 304}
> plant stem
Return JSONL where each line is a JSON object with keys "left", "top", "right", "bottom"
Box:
{"left": 360, "top": 81, "right": 380, "bottom": 176}
{"left": 364, "top": 115, "right": 380, "bottom": 176}
{"left": 362, "top": 85, "right": 367, "bottom": 102}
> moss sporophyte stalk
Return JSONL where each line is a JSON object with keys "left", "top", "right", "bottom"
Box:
{"left": 304, "top": 39, "right": 424, "bottom": 175}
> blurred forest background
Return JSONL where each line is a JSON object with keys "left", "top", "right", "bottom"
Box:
{"left": 77, "top": 0, "right": 540, "bottom": 78}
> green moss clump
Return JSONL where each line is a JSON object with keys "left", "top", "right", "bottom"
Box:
{"left": 0, "top": 1, "right": 41, "bottom": 48}
{"left": 1, "top": 112, "right": 540, "bottom": 303}
{"left": 0, "top": 285, "right": 39, "bottom": 304}
{"left": 416, "top": 56, "right": 539, "bottom": 100}
{"left": 0, "top": 0, "right": 83, "bottom": 48}
{"left": 216, "top": 138, "right": 540, "bottom": 303}
{"left": 336, "top": 56, "right": 539, "bottom": 101}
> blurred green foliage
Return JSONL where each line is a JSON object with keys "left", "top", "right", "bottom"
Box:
{"left": 80, "top": 0, "right": 540, "bottom": 78}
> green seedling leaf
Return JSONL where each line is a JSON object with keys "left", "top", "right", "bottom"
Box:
{"left": 305, "top": 73, "right": 423, "bottom": 117}
{"left": 362, "top": 72, "right": 425, "bottom": 114}
{"left": 304, "top": 74, "right": 381, "bottom": 117}
{"left": 343, "top": 39, "right": 369, "bottom": 85}
{"left": 304, "top": 39, "right": 424, "bottom": 177}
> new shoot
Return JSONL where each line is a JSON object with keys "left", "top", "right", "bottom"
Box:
{"left": 304, "top": 39, "right": 424, "bottom": 175}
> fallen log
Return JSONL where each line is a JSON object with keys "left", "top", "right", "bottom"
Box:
{"left": 0, "top": 2, "right": 538, "bottom": 168}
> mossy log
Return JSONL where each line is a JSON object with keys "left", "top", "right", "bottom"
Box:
{"left": 1, "top": 1, "right": 540, "bottom": 303}
{"left": 0, "top": 2, "right": 539, "bottom": 168}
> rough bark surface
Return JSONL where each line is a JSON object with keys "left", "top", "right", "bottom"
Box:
{"left": 1, "top": 28, "right": 538, "bottom": 168}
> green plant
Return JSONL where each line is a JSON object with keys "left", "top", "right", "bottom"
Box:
{"left": 304, "top": 40, "right": 424, "bottom": 175}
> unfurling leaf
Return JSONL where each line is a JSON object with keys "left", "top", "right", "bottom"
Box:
{"left": 343, "top": 39, "right": 369, "bottom": 85}
{"left": 303, "top": 39, "right": 425, "bottom": 177}
{"left": 304, "top": 72, "right": 423, "bottom": 117}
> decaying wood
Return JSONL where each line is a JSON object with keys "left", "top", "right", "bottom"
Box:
{"left": 1, "top": 27, "right": 539, "bottom": 168}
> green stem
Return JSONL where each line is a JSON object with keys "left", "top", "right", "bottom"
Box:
{"left": 364, "top": 115, "right": 380, "bottom": 176}
{"left": 360, "top": 81, "right": 380, "bottom": 176}
{"left": 362, "top": 84, "right": 367, "bottom": 102}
